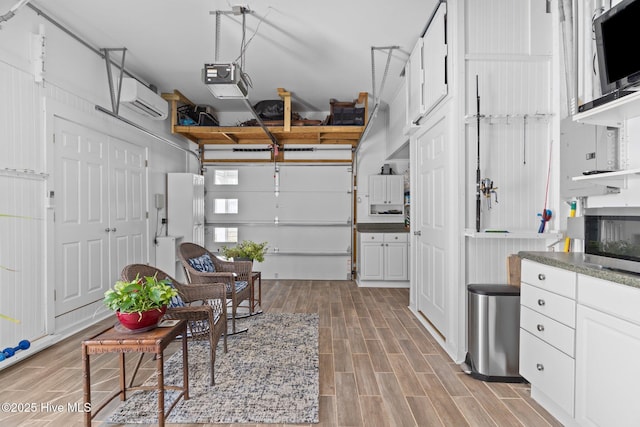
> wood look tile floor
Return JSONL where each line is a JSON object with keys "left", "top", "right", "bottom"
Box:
{"left": 0, "top": 280, "right": 563, "bottom": 427}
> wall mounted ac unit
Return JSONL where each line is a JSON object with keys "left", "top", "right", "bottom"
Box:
{"left": 120, "top": 78, "right": 168, "bottom": 120}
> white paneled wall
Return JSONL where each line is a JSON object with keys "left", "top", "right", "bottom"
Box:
{"left": 0, "top": 61, "right": 46, "bottom": 347}
{"left": 464, "top": 0, "right": 556, "bottom": 284}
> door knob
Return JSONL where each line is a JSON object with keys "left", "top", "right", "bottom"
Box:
{"left": 536, "top": 363, "right": 544, "bottom": 371}
{"left": 537, "top": 299, "right": 546, "bottom": 306}
{"left": 537, "top": 324, "right": 545, "bottom": 332}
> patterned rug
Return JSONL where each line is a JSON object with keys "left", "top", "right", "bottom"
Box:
{"left": 108, "top": 313, "right": 319, "bottom": 424}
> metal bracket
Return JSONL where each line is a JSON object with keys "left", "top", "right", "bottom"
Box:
{"left": 102, "top": 48, "right": 127, "bottom": 115}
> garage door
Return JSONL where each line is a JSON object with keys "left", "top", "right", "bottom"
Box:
{"left": 204, "top": 164, "right": 353, "bottom": 280}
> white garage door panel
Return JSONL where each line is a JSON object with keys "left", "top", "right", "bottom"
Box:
{"left": 276, "top": 226, "right": 350, "bottom": 252}
{"left": 207, "top": 191, "right": 276, "bottom": 222}
{"left": 260, "top": 255, "right": 351, "bottom": 280}
{"left": 207, "top": 226, "right": 278, "bottom": 254}
{"left": 279, "top": 165, "right": 351, "bottom": 191}
{"left": 205, "top": 166, "right": 275, "bottom": 192}
{"left": 277, "top": 192, "right": 351, "bottom": 222}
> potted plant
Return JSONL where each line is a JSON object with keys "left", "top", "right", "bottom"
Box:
{"left": 103, "top": 273, "right": 178, "bottom": 331}
{"left": 221, "top": 240, "right": 269, "bottom": 263}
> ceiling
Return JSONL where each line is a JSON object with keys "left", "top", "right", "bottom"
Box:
{"left": 33, "top": 0, "right": 439, "bottom": 113}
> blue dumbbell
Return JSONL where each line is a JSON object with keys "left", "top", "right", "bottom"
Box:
{"left": 1, "top": 340, "right": 30, "bottom": 359}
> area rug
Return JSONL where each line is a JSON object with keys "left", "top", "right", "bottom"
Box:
{"left": 108, "top": 313, "right": 319, "bottom": 424}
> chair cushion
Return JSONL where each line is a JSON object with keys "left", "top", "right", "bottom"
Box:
{"left": 188, "top": 253, "right": 215, "bottom": 273}
{"left": 227, "top": 280, "right": 249, "bottom": 294}
{"left": 166, "top": 280, "right": 186, "bottom": 308}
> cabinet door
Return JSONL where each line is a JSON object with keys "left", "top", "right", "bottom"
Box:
{"left": 369, "top": 175, "right": 387, "bottom": 205}
{"left": 361, "top": 241, "right": 384, "bottom": 281}
{"left": 575, "top": 305, "right": 640, "bottom": 427}
{"left": 385, "top": 242, "right": 408, "bottom": 281}
{"left": 386, "top": 175, "right": 405, "bottom": 205}
{"left": 406, "top": 38, "right": 424, "bottom": 124}
{"left": 422, "top": 2, "right": 447, "bottom": 114}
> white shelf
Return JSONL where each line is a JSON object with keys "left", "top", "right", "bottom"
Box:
{"left": 573, "top": 90, "right": 640, "bottom": 127}
{"left": 571, "top": 168, "right": 640, "bottom": 186}
{"left": 464, "top": 229, "right": 563, "bottom": 239}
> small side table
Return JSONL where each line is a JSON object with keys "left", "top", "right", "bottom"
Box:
{"left": 250, "top": 271, "right": 262, "bottom": 314}
{"left": 82, "top": 320, "right": 189, "bottom": 426}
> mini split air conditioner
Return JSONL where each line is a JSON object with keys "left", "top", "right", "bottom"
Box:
{"left": 120, "top": 78, "right": 168, "bottom": 120}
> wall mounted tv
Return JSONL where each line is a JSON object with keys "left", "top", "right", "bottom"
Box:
{"left": 594, "top": 0, "right": 640, "bottom": 95}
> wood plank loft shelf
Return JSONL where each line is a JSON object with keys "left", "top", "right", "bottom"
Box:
{"left": 573, "top": 89, "right": 640, "bottom": 127}
{"left": 161, "top": 89, "right": 368, "bottom": 163}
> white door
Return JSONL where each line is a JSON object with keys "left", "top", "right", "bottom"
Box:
{"left": 54, "top": 118, "right": 110, "bottom": 316}
{"left": 109, "top": 139, "right": 147, "bottom": 279}
{"left": 415, "top": 118, "right": 449, "bottom": 336}
{"left": 54, "top": 118, "right": 147, "bottom": 316}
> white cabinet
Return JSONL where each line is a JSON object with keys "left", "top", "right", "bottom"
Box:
{"left": 520, "top": 260, "right": 640, "bottom": 426}
{"left": 167, "top": 173, "right": 205, "bottom": 246}
{"left": 422, "top": 2, "right": 447, "bottom": 113}
{"left": 369, "top": 175, "right": 404, "bottom": 216}
{"left": 575, "top": 274, "right": 640, "bottom": 427}
{"left": 360, "top": 233, "right": 408, "bottom": 282}
{"left": 519, "top": 260, "right": 577, "bottom": 421}
{"left": 405, "top": 2, "right": 448, "bottom": 125}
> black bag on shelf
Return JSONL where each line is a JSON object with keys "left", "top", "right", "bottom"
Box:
{"left": 178, "top": 104, "right": 219, "bottom": 126}
{"left": 253, "top": 100, "right": 284, "bottom": 120}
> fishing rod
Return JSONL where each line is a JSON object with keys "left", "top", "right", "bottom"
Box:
{"left": 475, "top": 75, "right": 498, "bottom": 233}
{"left": 476, "top": 75, "right": 481, "bottom": 232}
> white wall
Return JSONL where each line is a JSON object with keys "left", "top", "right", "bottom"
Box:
{"left": 0, "top": 6, "right": 196, "bottom": 367}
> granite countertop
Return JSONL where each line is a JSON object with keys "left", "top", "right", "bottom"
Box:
{"left": 518, "top": 251, "right": 640, "bottom": 289}
{"left": 356, "top": 223, "right": 409, "bottom": 233}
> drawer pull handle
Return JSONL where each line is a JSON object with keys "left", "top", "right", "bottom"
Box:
{"left": 538, "top": 273, "right": 546, "bottom": 281}
{"left": 537, "top": 299, "right": 546, "bottom": 306}
{"left": 537, "top": 324, "right": 545, "bottom": 332}
{"left": 536, "top": 363, "right": 544, "bottom": 371}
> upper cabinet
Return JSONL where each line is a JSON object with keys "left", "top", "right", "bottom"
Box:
{"left": 406, "top": 2, "right": 448, "bottom": 126}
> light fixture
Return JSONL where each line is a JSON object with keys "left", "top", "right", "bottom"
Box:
{"left": 203, "top": 62, "right": 249, "bottom": 99}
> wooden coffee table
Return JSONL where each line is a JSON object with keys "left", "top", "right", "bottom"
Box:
{"left": 82, "top": 320, "right": 189, "bottom": 426}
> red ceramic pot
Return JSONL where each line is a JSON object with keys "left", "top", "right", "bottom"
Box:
{"left": 116, "top": 306, "right": 167, "bottom": 330}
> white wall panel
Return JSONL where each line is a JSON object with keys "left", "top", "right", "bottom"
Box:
{"left": 463, "top": 0, "right": 557, "bottom": 287}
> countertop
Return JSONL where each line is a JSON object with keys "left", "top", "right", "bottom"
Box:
{"left": 518, "top": 251, "right": 640, "bottom": 289}
{"left": 356, "top": 223, "right": 409, "bottom": 233}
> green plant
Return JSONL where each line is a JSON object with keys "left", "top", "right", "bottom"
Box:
{"left": 221, "top": 240, "right": 269, "bottom": 263}
{"left": 103, "top": 273, "right": 177, "bottom": 317}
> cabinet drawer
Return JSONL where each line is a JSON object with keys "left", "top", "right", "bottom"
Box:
{"left": 521, "top": 305, "right": 575, "bottom": 357}
{"left": 521, "top": 284, "right": 575, "bottom": 328}
{"left": 383, "top": 233, "right": 408, "bottom": 243}
{"left": 520, "top": 330, "right": 575, "bottom": 417}
{"left": 360, "top": 233, "right": 383, "bottom": 242}
{"left": 521, "top": 259, "right": 576, "bottom": 299}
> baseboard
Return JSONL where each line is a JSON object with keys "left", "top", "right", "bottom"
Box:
{"left": 356, "top": 279, "right": 410, "bottom": 288}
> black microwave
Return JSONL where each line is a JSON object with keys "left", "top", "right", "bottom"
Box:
{"left": 584, "top": 207, "right": 640, "bottom": 275}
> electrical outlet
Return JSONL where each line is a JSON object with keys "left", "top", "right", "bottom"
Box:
{"left": 161, "top": 218, "right": 167, "bottom": 224}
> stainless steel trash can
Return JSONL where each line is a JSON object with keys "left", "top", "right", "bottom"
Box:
{"left": 465, "top": 284, "right": 524, "bottom": 382}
